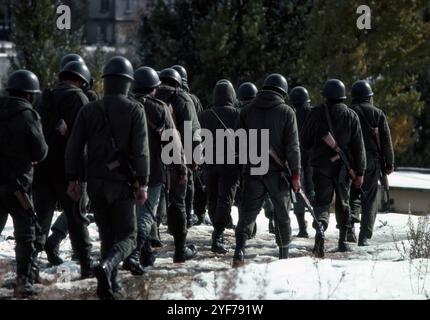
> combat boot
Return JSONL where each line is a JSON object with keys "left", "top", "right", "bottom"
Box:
{"left": 123, "top": 239, "right": 145, "bottom": 275}
{"left": 94, "top": 249, "right": 123, "bottom": 300}
{"left": 14, "top": 275, "right": 39, "bottom": 299}
{"left": 347, "top": 226, "right": 357, "bottom": 243}
{"left": 358, "top": 232, "right": 370, "bottom": 247}
{"left": 279, "top": 246, "right": 289, "bottom": 260}
{"left": 268, "top": 219, "right": 275, "bottom": 235}
{"left": 232, "top": 234, "right": 247, "bottom": 268}
{"left": 173, "top": 234, "right": 197, "bottom": 263}
{"left": 30, "top": 251, "right": 42, "bottom": 285}
{"left": 111, "top": 268, "right": 125, "bottom": 300}
{"left": 140, "top": 240, "right": 156, "bottom": 268}
{"left": 338, "top": 228, "right": 352, "bottom": 252}
{"left": 80, "top": 255, "right": 95, "bottom": 279}
{"left": 211, "top": 229, "right": 228, "bottom": 254}
{"left": 296, "top": 216, "right": 309, "bottom": 238}
{"left": 44, "top": 231, "right": 64, "bottom": 266}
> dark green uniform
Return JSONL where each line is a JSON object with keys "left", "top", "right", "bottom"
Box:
{"left": 33, "top": 82, "right": 92, "bottom": 271}
{"left": 0, "top": 96, "right": 48, "bottom": 294}
{"left": 350, "top": 102, "right": 394, "bottom": 242}
{"left": 236, "top": 90, "right": 301, "bottom": 250}
{"left": 199, "top": 81, "right": 241, "bottom": 253}
{"left": 301, "top": 102, "right": 366, "bottom": 232}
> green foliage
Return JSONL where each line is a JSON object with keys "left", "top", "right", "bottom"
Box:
{"left": 10, "top": 0, "right": 82, "bottom": 88}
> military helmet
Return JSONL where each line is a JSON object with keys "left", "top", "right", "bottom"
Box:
{"left": 6, "top": 70, "right": 41, "bottom": 93}
{"left": 289, "top": 86, "right": 311, "bottom": 105}
{"left": 216, "top": 79, "right": 234, "bottom": 87}
{"left": 171, "top": 65, "right": 188, "bottom": 82}
{"left": 134, "top": 66, "right": 161, "bottom": 90}
{"left": 60, "top": 61, "right": 91, "bottom": 85}
{"left": 60, "top": 53, "right": 85, "bottom": 70}
{"left": 238, "top": 82, "right": 258, "bottom": 101}
{"left": 351, "top": 80, "right": 374, "bottom": 100}
{"left": 102, "top": 56, "right": 134, "bottom": 80}
{"left": 159, "top": 68, "right": 182, "bottom": 87}
{"left": 322, "top": 79, "right": 347, "bottom": 100}
{"left": 263, "top": 74, "right": 289, "bottom": 95}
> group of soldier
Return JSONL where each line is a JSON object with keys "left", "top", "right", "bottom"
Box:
{"left": 0, "top": 52, "right": 394, "bottom": 300}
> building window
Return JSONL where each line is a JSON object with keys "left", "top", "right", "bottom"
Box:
{"left": 125, "top": 0, "right": 132, "bottom": 13}
{"left": 100, "top": 0, "right": 110, "bottom": 13}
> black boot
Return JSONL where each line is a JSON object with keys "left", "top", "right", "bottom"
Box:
{"left": 279, "top": 246, "right": 289, "bottom": 260}
{"left": 29, "top": 251, "right": 42, "bottom": 285}
{"left": 173, "top": 234, "right": 197, "bottom": 263}
{"left": 123, "top": 239, "right": 145, "bottom": 276}
{"left": 232, "top": 234, "right": 247, "bottom": 268}
{"left": 358, "top": 232, "right": 370, "bottom": 247}
{"left": 338, "top": 228, "right": 352, "bottom": 252}
{"left": 14, "top": 275, "right": 39, "bottom": 299}
{"left": 296, "top": 215, "right": 309, "bottom": 238}
{"left": 140, "top": 240, "right": 156, "bottom": 268}
{"left": 268, "top": 219, "right": 275, "bottom": 235}
{"left": 110, "top": 268, "right": 124, "bottom": 300}
{"left": 347, "top": 226, "right": 357, "bottom": 243}
{"left": 94, "top": 249, "right": 123, "bottom": 300}
{"left": 80, "top": 255, "right": 95, "bottom": 279}
{"left": 44, "top": 232, "right": 64, "bottom": 266}
{"left": 211, "top": 229, "right": 228, "bottom": 254}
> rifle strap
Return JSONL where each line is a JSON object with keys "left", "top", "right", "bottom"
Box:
{"left": 210, "top": 108, "right": 237, "bottom": 156}
{"left": 354, "top": 104, "right": 382, "bottom": 150}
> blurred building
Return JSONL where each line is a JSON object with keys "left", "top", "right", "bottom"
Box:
{"left": 86, "top": 0, "right": 148, "bottom": 45}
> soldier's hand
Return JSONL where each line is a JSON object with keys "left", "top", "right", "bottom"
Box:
{"left": 353, "top": 176, "right": 364, "bottom": 189}
{"left": 291, "top": 174, "right": 301, "bottom": 193}
{"left": 136, "top": 186, "right": 148, "bottom": 205}
{"left": 385, "top": 166, "right": 394, "bottom": 175}
{"left": 67, "top": 181, "right": 81, "bottom": 202}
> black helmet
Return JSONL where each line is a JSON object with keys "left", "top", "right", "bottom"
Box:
{"left": 102, "top": 56, "right": 134, "bottom": 80}
{"left": 351, "top": 80, "right": 374, "bottom": 100}
{"left": 6, "top": 70, "right": 41, "bottom": 93}
{"left": 159, "top": 68, "right": 182, "bottom": 87}
{"left": 60, "top": 61, "right": 91, "bottom": 85}
{"left": 171, "top": 65, "right": 188, "bottom": 82}
{"left": 289, "top": 86, "right": 311, "bottom": 105}
{"left": 60, "top": 53, "right": 85, "bottom": 70}
{"left": 263, "top": 74, "right": 288, "bottom": 95}
{"left": 322, "top": 79, "right": 347, "bottom": 100}
{"left": 238, "top": 82, "right": 258, "bottom": 101}
{"left": 134, "top": 66, "right": 161, "bottom": 90}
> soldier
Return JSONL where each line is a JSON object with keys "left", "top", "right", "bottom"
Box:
{"left": 33, "top": 61, "right": 93, "bottom": 277}
{"left": 199, "top": 80, "right": 241, "bottom": 254}
{"left": 233, "top": 74, "right": 301, "bottom": 267}
{"left": 122, "top": 66, "right": 188, "bottom": 275}
{"left": 289, "top": 86, "right": 315, "bottom": 238}
{"left": 44, "top": 55, "right": 100, "bottom": 265}
{"left": 155, "top": 68, "right": 200, "bottom": 263}
{"left": 301, "top": 79, "right": 366, "bottom": 253}
{"left": 65, "top": 56, "right": 150, "bottom": 300}
{"left": 237, "top": 82, "right": 258, "bottom": 108}
{"left": 349, "top": 80, "right": 394, "bottom": 246}
{"left": 0, "top": 70, "right": 48, "bottom": 297}
{"left": 172, "top": 65, "right": 203, "bottom": 228}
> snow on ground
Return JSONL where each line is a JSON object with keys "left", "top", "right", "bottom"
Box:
{"left": 0, "top": 208, "right": 429, "bottom": 300}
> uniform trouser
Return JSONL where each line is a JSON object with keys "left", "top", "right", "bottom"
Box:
{"left": 312, "top": 163, "right": 352, "bottom": 231}
{"left": 205, "top": 166, "right": 240, "bottom": 232}
{"left": 136, "top": 184, "right": 162, "bottom": 243}
{"left": 350, "top": 159, "right": 380, "bottom": 239}
{"left": 264, "top": 195, "right": 274, "bottom": 220}
{"left": 87, "top": 179, "right": 136, "bottom": 261}
{"left": 193, "top": 170, "right": 207, "bottom": 218}
{"left": 0, "top": 194, "right": 35, "bottom": 277}
{"left": 167, "top": 168, "right": 188, "bottom": 237}
{"left": 185, "top": 168, "right": 194, "bottom": 222}
{"left": 157, "top": 184, "right": 167, "bottom": 226}
{"left": 33, "top": 179, "right": 91, "bottom": 259}
{"left": 294, "top": 166, "right": 315, "bottom": 217}
{"left": 50, "top": 182, "right": 90, "bottom": 239}
{"left": 236, "top": 172, "right": 292, "bottom": 247}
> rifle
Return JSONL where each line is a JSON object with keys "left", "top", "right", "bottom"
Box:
{"left": 11, "top": 179, "right": 42, "bottom": 235}
{"left": 269, "top": 147, "right": 325, "bottom": 258}
{"left": 374, "top": 127, "right": 390, "bottom": 212}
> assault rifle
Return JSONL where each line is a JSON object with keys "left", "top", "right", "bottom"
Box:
{"left": 269, "top": 147, "right": 325, "bottom": 258}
